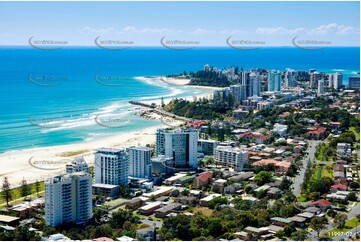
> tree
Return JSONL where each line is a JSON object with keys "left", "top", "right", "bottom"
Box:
{"left": 279, "top": 177, "right": 293, "bottom": 191}
{"left": 208, "top": 197, "right": 228, "bottom": 209}
{"left": 310, "top": 217, "right": 328, "bottom": 238}
{"left": 291, "top": 230, "right": 308, "bottom": 241}
{"left": 347, "top": 192, "right": 358, "bottom": 201}
{"left": 2, "top": 177, "right": 12, "bottom": 207}
{"left": 254, "top": 171, "right": 273, "bottom": 185}
{"left": 334, "top": 213, "right": 348, "bottom": 228}
{"left": 275, "top": 230, "right": 285, "bottom": 239}
{"left": 349, "top": 181, "right": 360, "bottom": 190}
{"left": 20, "top": 178, "right": 31, "bottom": 200}
{"left": 35, "top": 180, "right": 41, "bottom": 197}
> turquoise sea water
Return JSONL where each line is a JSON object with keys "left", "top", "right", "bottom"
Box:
{"left": 0, "top": 47, "right": 359, "bottom": 153}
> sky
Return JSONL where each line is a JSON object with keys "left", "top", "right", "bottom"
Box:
{"left": 0, "top": 1, "right": 359, "bottom": 46}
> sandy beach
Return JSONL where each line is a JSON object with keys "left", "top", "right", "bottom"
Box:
{"left": 0, "top": 77, "right": 217, "bottom": 188}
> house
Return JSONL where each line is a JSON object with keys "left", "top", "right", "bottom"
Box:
{"left": 0, "top": 215, "right": 20, "bottom": 227}
{"left": 93, "top": 237, "right": 114, "bottom": 241}
{"left": 229, "top": 172, "right": 254, "bottom": 182}
{"left": 136, "top": 226, "right": 154, "bottom": 241}
{"left": 244, "top": 226, "right": 269, "bottom": 236}
{"left": 334, "top": 164, "right": 345, "bottom": 178}
{"left": 337, "top": 143, "right": 352, "bottom": 158}
{"left": 271, "top": 123, "right": 288, "bottom": 137}
{"left": 330, "top": 183, "right": 348, "bottom": 193}
{"left": 307, "top": 127, "right": 327, "bottom": 140}
{"left": 224, "top": 183, "right": 243, "bottom": 194}
{"left": 154, "top": 203, "right": 182, "bottom": 218}
{"left": 270, "top": 217, "right": 293, "bottom": 227}
{"left": 193, "top": 171, "right": 213, "bottom": 188}
{"left": 312, "top": 199, "right": 332, "bottom": 212}
{"left": 126, "top": 197, "right": 146, "bottom": 210}
{"left": 329, "top": 122, "right": 341, "bottom": 132}
{"left": 297, "top": 212, "right": 316, "bottom": 221}
{"left": 293, "top": 145, "right": 303, "bottom": 153}
{"left": 175, "top": 175, "right": 196, "bottom": 185}
{"left": 200, "top": 194, "right": 221, "bottom": 206}
{"left": 117, "top": 236, "right": 136, "bottom": 241}
{"left": 44, "top": 233, "right": 71, "bottom": 241}
{"left": 256, "top": 135, "right": 270, "bottom": 144}
{"left": 304, "top": 206, "right": 320, "bottom": 215}
{"left": 267, "top": 187, "right": 281, "bottom": 198}
{"left": 212, "top": 179, "right": 227, "bottom": 193}
{"left": 175, "top": 196, "right": 197, "bottom": 205}
{"left": 288, "top": 216, "right": 306, "bottom": 228}
{"left": 138, "top": 202, "right": 162, "bottom": 215}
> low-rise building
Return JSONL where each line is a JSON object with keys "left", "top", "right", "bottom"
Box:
{"left": 92, "top": 183, "right": 120, "bottom": 198}
{"left": 154, "top": 203, "right": 182, "bottom": 218}
{"left": 138, "top": 202, "right": 162, "bottom": 215}
{"left": 193, "top": 171, "right": 213, "bottom": 188}
{"left": 200, "top": 194, "right": 221, "bottom": 206}
{"left": 270, "top": 217, "right": 293, "bottom": 227}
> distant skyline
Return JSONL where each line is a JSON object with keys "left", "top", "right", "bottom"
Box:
{"left": 0, "top": 1, "right": 359, "bottom": 46}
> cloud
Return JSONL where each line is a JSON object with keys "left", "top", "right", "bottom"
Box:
{"left": 255, "top": 27, "right": 305, "bottom": 35}
{"left": 80, "top": 26, "right": 115, "bottom": 34}
{"left": 311, "top": 23, "right": 359, "bottom": 35}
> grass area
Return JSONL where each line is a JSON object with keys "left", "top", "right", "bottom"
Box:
{"left": 133, "top": 211, "right": 146, "bottom": 219}
{"left": 104, "top": 197, "right": 130, "bottom": 207}
{"left": 315, "top": 143, "right": 336, "bottom": 162}
{"left": 321, "top": 164, "right": 333, "bottom": 178}
{"left": 149, "top": 214, "right": 163, "bottom": 222}
{"left": 297, "top": 194, "right": 308, "bottom": 202}
{"left": 325, "top": 217, "right": 359, "bottom": 237}
{"left": 0, "top": 181, "right": 45, "bottom": 205}
{"left": 192, "top": 207, "right": 213, "bottom": 217}
{"left": 349, "top": 127, "right": 360, "bottom": 142}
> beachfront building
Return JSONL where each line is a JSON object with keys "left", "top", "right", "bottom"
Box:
{"left": 317, "top": 80, "right": 325, "bottom": 95}
{"left": 127, "top": 146, "right": 152, "bottom": 179}
{"left": 197, "top": 139, "right": 219, "bottom": 156}
{"left": 95, "top": 148, "right": 129, "bottom": 185}
{"left": 214, "top": 146, "right": 248, "bottom": 170}
{"left": 285, "top": 68, "right": 297, "bottom": 88}
{"left": 333, "top": 72, "right": 343, "bottom": 90}
{"left": 348, "top": 76, "right": 360, "bottom": 89}
{"left": 66, "top": 157, "right": 89, "bottom": 174}
{"left": 230, "top": 84, "right": 247, "bottom": 103}
{"left": 268, "top": 70, "right": 281, "bottom": 92}
{"left": 248, "top": 72, "right": 261, "bottom": 97}
{"left": 156, "top": 128, "right": 198, "bottom": 169}
{"left": 45, "top": 173, "right": 92, "bottom": 227}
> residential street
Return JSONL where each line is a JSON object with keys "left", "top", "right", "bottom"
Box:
{"left": 292, "top": 140, "right": 320, "bottom": 196}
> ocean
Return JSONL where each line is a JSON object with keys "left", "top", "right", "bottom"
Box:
{"left": 0, "top": 47, "right": 359, "bottom": 153}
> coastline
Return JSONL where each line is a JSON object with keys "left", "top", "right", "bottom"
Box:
{"left": 0, "top": 76, "right": 215, "bottom": 188}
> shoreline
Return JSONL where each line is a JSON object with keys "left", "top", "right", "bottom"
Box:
{"left": 0, "top": 76, "right": 215, "bottom": 188}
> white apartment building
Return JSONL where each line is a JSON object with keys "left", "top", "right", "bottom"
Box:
{"left": 95, "top": 148, "right": 129, "bottom": 185}
{"left": 268, "top": 70, "right": 281, "bottom": 92}
{"left": 285, "top": 69, "right": 298, "bottom": 88}
{"left": 66, "top": 157, "right": 89, "bottom": 174}
{"left": 333, "top": 72, "right": 343, "bottom": 90}
{"left": 318, "top": 79, "right": 325, "bottom": 95}
{"left": 249, "top": 72, "right": 261, "bottom": 97}
{"left": 214, "top": 146, "right": 248, "bottom": 170}
{"left": 45, "top": 173, "right": 92, "bottom": 227}
{"left": 271, "top": 123, "right": 288, "bottom": 137}
{"left": 127, "top": 146, "right": 152, "bottom": 179}
{"left": 230, "top": 84, "right": 247, "bottom": 103}
{"left": 156, "top": 128, "right": 198, "bottom": 169}
{"left": 337, "top": 143, "right": 352, "bottom": 158}
{"left": 197, "top": 139, "right": 219, "bottom": 156}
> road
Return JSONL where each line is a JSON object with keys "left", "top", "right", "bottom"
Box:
{"left": 292, "top": 140, "right": 320, "bottom": 196}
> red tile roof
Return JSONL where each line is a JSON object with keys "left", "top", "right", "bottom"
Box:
{"left": 197, "top": 171, "right": 212, "bottom": 182}
{"left": 312, "top": 199, "right": 331, "bottom": 207}
{"left": 330, "top": 184, "right": 347, "bottom": 191}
